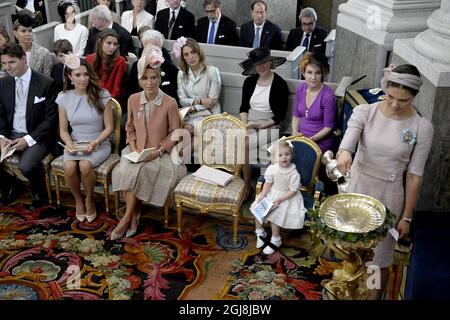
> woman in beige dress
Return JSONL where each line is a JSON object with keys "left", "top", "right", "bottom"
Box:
{"left": 111, "top": 48, "right": 186, "bottom": 240}
{"left": 337, "top": 64, "right": 434, "bottom": 299}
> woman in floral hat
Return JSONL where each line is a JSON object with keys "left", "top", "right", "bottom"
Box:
{"left": 336, "top": 64, "right": 434, "bottom": 299}
{"left": 111, "top": 47, "right": 186, "bottom": 240}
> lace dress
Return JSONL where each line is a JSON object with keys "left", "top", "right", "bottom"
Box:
{"left": 255, "top": 163, "right": 307, "bottom": 229}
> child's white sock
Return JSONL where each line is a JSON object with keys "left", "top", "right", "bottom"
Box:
{"left": 255, "top": 228, "right": 266, "bottom": 248}
{"left": 255, "top": 228, "right": 266, "bottom": 236}
{"left": 271, "top": 235, "right": 282, "bottom": 245}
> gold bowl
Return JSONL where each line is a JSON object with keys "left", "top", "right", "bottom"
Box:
{"left": 319, "top": 193, "right": 386, "bottom": 233}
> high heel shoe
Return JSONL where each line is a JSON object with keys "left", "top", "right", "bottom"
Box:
{"left": 111, "top": 224, "right": 127, "bottom": 240}
{"left": 125, "top": 213, "right": 141, "bottom": 238}
{"left": 76, "top": 212, "right": 86, "bottom": 222}
{"left": 85, "top": 211, "right": 97, "bottom": 223}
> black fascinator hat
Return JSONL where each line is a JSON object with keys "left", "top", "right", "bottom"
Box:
{"left": 239, "top": 47, "right": 286, "bottom": 76}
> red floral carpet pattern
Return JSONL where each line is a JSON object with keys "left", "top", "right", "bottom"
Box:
{"left": 224, "top": 246, "right": 339, "bottom": 300}
{"left": 0, "top": 203, "right": 220, "bottom": 300}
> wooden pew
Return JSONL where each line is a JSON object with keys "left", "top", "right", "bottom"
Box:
{"left": 163, "top": 39, "right": 305, "bottom": 80}
{"left": 218, "top": 71, "right": 339, "bottom": 135}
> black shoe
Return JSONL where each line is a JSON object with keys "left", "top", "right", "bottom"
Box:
{"left": 1, "top": 182, "right": 25, "bottom": 205}
{"left": 31, "top": 194, "right": 47, "bottom": 208}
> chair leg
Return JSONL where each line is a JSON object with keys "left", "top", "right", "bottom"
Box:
{"left": 175, "top": 199, "right": 183, "bottom": 234}
{"left": 232, "top": 208, "right": 239, "bottom": 245}
{"left": 54, "top": 175, "right": 61, "bottom": 207}
{"left": 45, "top": 171, "right": 52, "bottom": 204}
{"left": 103, "top": 182, "right": 110, "bottom": 214}
{"left": 164, "top": 204, "right": 169, "bottom": 227}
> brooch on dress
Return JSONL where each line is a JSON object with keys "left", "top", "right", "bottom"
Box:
{"left": 400, "top": 128, "right": 417, "bottom": 145}
{"left": 137, "top": 107, "right": 144, "bottom": 119}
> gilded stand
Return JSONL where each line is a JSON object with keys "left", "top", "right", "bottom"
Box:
{"left": 309, "top": 193, "right": 393, "bottom": 300}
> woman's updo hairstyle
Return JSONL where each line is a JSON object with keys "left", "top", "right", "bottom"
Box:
{"left": 300, "top": 51, "right": 330, "bottom": 77}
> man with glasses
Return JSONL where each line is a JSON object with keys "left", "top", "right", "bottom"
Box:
{"left": 285, "top": 7, "right": 328, "bottom": 53}
{"left": 196, "top": 0, "right": 238, "bottom": 46}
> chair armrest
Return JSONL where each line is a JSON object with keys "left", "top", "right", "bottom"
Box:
{"left": 255, "top": 175, "right": 265, "bottom": 198}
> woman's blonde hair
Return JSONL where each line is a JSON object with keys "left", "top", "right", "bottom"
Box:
{"left": 271, "top": 140, "right": 294, "bottom": 162}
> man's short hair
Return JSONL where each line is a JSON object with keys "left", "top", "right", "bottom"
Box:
{"left": 0, "top": 42, "right": 26, "bottom": 59}
{"left": 203, "top": 0, "right": 221, "bottom": 8}
{"left": 299, "top": 7, "right": 318, "bottom": 23}
{"left": 53, "top": 39, "right": 73, "bottom": 54}
{"left": 251, "top": 0, "right": 267, "bottom": 11}
{"left": 92, "top": 4, "right": 112, "bottom": 24}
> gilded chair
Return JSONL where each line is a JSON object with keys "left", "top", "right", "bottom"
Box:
{"left": 256, "top": 134, "right": 323, "bottom": 210}
{"left": 3, "top": 153, "right": 53, "bottom": 203}
{"left": 51, "top": 98, "right": 122, "bottom": 214}
{"left": 173, "top": 112, "right": 247, "bottom": 244}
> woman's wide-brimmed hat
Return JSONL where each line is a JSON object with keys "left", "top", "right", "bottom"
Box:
{"left": 239, "top": 47, "right": 286, "bottom": 76}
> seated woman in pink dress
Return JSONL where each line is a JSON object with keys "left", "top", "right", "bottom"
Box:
{"left": 291, "top": 52, "right": 336, "bottom": 154}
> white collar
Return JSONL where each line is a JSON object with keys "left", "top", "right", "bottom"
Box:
{"left": 170, "top": 6, "right": 181, "bottom": 15}
{"left": 140, "top": 88, "right": 164, "bottom": 106}
{"left": 15, "top": 66, "right": 32, "bottom": 84}
{"left": 254, "top": 22, "right": 265, "bottom": 30}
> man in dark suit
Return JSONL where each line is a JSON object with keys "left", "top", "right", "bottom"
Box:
{"left": 155, "top": 0, "right": 195, "bottom": 40}
{"left": 84, "top": 4, "right": 132, "bottom": 57}
{"left": 196, "top": 0, "right": 238, "bottom": 46}
{"left": 239, "top": 0, "right": 282, "bottom": 50}
{"left": 285, "top": 7, "right": 328, "bottom": 54}
{"left": 0, "top": 43, "right": 58, "bottom": 206}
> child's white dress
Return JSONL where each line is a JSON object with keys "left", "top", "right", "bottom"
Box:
{"left": 255, "top": 163, "right": 307, "bottom": 229}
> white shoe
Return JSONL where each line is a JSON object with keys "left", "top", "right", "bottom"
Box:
{"left": 262, "top": 238, "right": 282, "bottom": 255}
{"left": 256, "top": 232, "right": 267, "bottom": 248}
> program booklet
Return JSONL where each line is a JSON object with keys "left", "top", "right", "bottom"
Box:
{"left": 1, "top": 143, "right": 16, "bottom": 163}
{"left": 124, "top": 147, "right": 157, "bottom": 163}
{"left": 192, "top": 165, "right": 234, "bottom": 187}
{"left": 250, "top": 197, "right": 278, "bottom": 224}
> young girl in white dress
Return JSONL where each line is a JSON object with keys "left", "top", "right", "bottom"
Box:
{"left": 252, "top": 140, "right": 307, "bottom": 254}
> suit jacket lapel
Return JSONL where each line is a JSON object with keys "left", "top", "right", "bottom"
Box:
{"left": 5, "top": 77, "right": 15, "bottom": 124}
{"left": 26, "top": 71, "right": 38, "bottom": 126}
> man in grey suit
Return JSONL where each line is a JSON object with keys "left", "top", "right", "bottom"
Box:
{"left": 0, "top": 43, "right": 58, "bottom": 206}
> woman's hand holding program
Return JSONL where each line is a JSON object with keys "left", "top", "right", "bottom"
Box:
{"left": 336, "top": 150, "right": 353, "bottom": 174}
{"left": 202, "top": 98, "right": 216, "bottom": 109}
{"left": 67, "top": 142, "right": 78, "bottom": 155}
{"left": 145, "top": 150, "right": 160, "bottom": 162}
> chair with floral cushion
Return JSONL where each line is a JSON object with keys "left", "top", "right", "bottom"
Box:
{"left": 173, "top": 113, "right": 247, "bottom": 244}
{"left": 51, "top": 98, "right": 122, "bottom": 214}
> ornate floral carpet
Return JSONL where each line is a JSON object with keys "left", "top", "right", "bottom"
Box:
{"left": 222, "top": 244, "right": 339, "bottom": 300}
{"left": 0, "top": 202, "right": 337, "bottom": 300}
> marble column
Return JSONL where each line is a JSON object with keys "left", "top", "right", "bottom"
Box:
{"left": 392, "top": 0, "right": 450, "bottom": 211}
{"left": 332, "top": 0, "right": 440, "bottom": 88}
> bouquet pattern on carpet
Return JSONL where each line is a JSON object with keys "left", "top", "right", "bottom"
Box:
{"left": 0, "top": 203, "right": 219, "bottom": 300}
{"left": 224, "top": 246, "right": 340, "bottom": 300}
